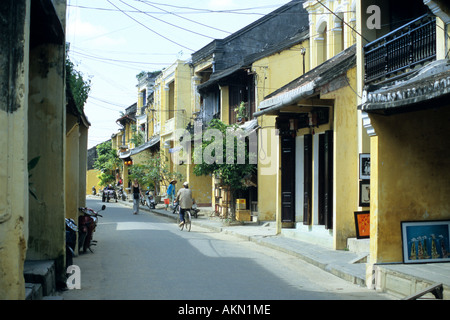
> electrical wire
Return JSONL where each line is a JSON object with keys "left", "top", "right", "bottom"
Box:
{"left": 106, "top": 0, "right": 195, "bottom": 52}
{"left": 134, "top": 0, "right": 232, "bottom": 35}
{"left": 118, "top": 0, "right": 217, "bottom": 40}
{"left": 71, "top": 49, "right": 173, "bottom": 66}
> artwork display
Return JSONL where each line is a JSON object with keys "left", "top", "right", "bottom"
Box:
{"left": 401, "top": 220, "right": 450, "bottom": 264}
{"left": 359, "top": 153, "right": 370, "bottom": 180}
{"left": 359, "top": 180, "right": 370, "bottom": 207}
{"left": 354, "top": 211, "right": 370, "bottom": 239}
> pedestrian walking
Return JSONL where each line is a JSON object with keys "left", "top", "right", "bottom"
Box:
{"left": 132, "top": 179, "right": 143, "bottom": 214}
{"left": 166, "top": 179, "right": 177, "bottom": 210}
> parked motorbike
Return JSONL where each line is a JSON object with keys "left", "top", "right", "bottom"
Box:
{"left": 102, "top": 186, "right": 117, "bottom": 202}
{"left": 140, "top": 194, "right": 147, "bottom": 207}
{"left": 172, "top": 201, "right": 199, "bottom": 218}
{"left": 78, "top": 205, "right": 106, "bottom": 254}
{"left": 118, "top": 187, "right": 127, "bottom": 201}
{"left": 65, "top": 218, "right": 78, "bottom": 266}
{"left": 146, "top": 190, "right": 156, "bottom": 209}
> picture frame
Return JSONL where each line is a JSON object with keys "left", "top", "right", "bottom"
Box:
{"left": 354, "top": 211, "right": 370, "bottom": 239}
{"left": 359, "top": 180, "right": 370, "bottom": 207}
{"left": 359, "top": 153, "right": 370, "bottom": 180}
{"left": 401, "top": 220, "right": 450, "bottom": 264}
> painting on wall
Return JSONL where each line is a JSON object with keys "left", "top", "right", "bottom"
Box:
{"left": 359, "top": 153, "right": 370, "bottom": 180}
{"left": 359, "top": 180, "right": 370, "bottom": 207}
{"left": 401, "top": 220, "right": 450, "bottom": 264}
{"left": 354, "top": 211, "right": 370, "bottom": 239}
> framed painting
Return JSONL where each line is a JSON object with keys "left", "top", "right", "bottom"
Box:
{"left": 354, "top": 211, "right": 370, "bottom": 239}
{"left": 359, "top": 153, "right": 370, "bottom": 180}
{"left": 359, "top": 180, "right": 370, "bottom": 207}
{"left": 401, "top": 220, "right": 450, "bottom": 264}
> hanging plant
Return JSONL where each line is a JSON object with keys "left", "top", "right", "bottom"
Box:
{"left": 234, "top": 101, "right": 247, "bottom": 123}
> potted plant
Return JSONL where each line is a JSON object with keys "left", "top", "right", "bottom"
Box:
{"left": 234, "top": 101, "right": 247, "bottom": 123}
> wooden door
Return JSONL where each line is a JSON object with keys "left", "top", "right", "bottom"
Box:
{"left": 281, "top": 135, "right": 295, "bottom": 222}
{"left": 303, "top": 134, "right": 312, "bottom": 225}
{"left": 323, "top": 130, "right": 333, "bottom": 229}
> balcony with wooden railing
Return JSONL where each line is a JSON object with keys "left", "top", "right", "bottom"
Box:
{"left": 364, "top": 14, "right": 436, "bottom": 85}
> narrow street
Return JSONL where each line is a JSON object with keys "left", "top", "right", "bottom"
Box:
{"left": 61, "top": 198, "right": 392, "bottom": 301}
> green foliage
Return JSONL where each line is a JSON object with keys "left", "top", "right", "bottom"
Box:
{"left": 130, "top": 124, "right": 144, "bottom": 147}
{"left": 234, "top": 101, "right": 247, "bottom": 119}
{"left": 66, "top": 46, "right": 91, "bottom": 113}
{"left": 94, "top": 141, "right": 120, "bottom": 187}
{"left": 193, "top": 118, "right": 256, "bottom": 196}
{"left": 192, "top": 119, "right": 256, "bottom": 219}
{"left": 129, "top": 152, "right": 183, "bottom": 193}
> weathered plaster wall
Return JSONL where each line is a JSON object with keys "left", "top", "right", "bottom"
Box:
{"left": 321, "top": 67, "right": 361, "bottom": 249}
{"left": 0, "top": 0, "right": 30, "bottom": 300}
{"left": 369, "top": 105, "right": 450, "bottom": 262}
{"left": 27, "top": 42, "right": 66, "bottom": 279}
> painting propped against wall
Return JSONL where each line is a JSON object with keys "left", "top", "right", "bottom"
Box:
{"left": 401, "top": 220, "right": 450, "bottom": 264}
{"left": 354, "top": 211, "right": 370, "bottom": 239}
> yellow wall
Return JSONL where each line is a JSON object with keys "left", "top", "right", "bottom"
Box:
{"left": 369, "top": 105, "right": 450, "bottom": 263}
{"left": 186, "top": 164, "right": 213, "bottom": 206}
{"left": 253, "top": 41, "right": 309, "bottom": 102}
{"left": 304, "top": 0, "right": 357, "bottom": 68}
{"left": 86, "top": 169, "right": 102, "bottom": 195}
{"left": 253, "top": 40, "right": 309, "bottom": 221}
{"left": 320, "top": 67, "right": 361, "bottom": 249}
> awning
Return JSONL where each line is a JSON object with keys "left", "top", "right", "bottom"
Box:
{"left": 253, "top": 82, "right": 315, "bottom": 117}
{"left": 238, "top": 118, "right": 259, "bottom": 137}
{"left": 197, "top": 64, "right": 246, "bottom": 93}
{"left": 119, "top": 135, "right": 160, "bottom": 159}
{"left": 358, "top": 59, "right": 450, "bottom": 114}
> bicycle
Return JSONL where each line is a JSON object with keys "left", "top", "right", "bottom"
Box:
{"left": 176, "top": 206, "right": 191, "bottom": 232}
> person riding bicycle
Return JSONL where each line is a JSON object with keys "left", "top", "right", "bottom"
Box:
{"left": 176, "top": 181, "right": 195, "bottom": 227}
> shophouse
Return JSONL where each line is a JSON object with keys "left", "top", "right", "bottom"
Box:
{"left": 190, "top": 0, "right": 310, "bottom": 215}
{"left": 254, "top": 0, "right": 362, "bottom": 249}
{"left": 356, "top": 0, "right": 450, "bottom": 283}
{"left": 114, "top": 73, "right": 161, "bottom": 191}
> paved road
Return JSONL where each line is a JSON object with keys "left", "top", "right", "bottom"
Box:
{"left": 61, "top": 198, "right": 393, "bottom": 300}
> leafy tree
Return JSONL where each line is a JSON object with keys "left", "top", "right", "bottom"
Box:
{"left": 193, "top": 119, "right": 256, "bottom": 219}
{"left": 94, "top": 141, "right": 120, "bottom": 187}
{"left": 130, "top": 124, "right": 144, "bottom": 147}
{"left": 129, "top": 151, "right": 184, "bottom": 195}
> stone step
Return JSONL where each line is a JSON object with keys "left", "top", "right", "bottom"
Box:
{"left": 24, "top": 260, "right": 56, "bottom": 298}
{"left": 25, "top": 282, "right": 43, "bottom": 300}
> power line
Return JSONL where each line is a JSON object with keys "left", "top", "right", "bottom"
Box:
{"left": 315, "top": 0, "right": 369, "bottom": 43}
{"left": 71, "top": 49, "right": 173, "bottom": 65}
{"left": 106, "top": 0, "right": 195, "bottom": 52}
{"left": 135, "top": 0, "right": 232, "bottom": 35}
{"left": 118, "top": 0, "right": 217, "bottom": 40}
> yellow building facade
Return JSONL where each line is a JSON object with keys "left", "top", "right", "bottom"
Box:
{"left": 355, "top": 0, "right": 450, "bottom": 277}
{"left": 253, "top": 33, "right": 310, "bottom": 221}
{"left": 254, "top": 0, "right": 365, "bottom": 250}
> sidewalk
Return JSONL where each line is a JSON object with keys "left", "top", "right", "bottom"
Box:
{"left": 115, "top": 197, "right": 450, "bottom": 300}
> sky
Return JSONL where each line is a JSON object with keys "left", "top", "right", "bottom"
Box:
{"left": 66, "top": 0, "right": 293, "bottom": 149}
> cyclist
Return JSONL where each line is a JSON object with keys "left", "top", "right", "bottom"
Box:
{"left": 176, "top": 181, "right": 194, "bottom": 227}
